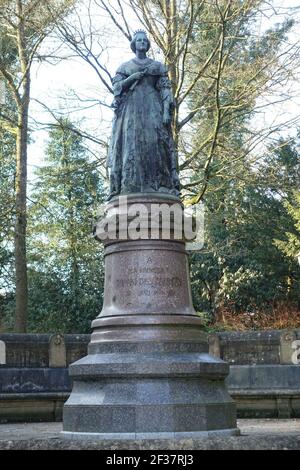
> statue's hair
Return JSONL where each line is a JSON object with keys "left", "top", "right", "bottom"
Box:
{"left": 130, "top": 30, "right": 150, "bottom": 53}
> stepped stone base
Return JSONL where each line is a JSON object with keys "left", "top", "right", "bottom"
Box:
{"left": 63, "top": 343, "right": 238, "bottom": 436}
{"left": 63, "top": 194, "right": 238, "bottom": 437}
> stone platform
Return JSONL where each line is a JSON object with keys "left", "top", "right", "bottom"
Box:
{"left": 0, "top": 420, "right": 299, "bottom": 450}
{"left": 63, "top": 194, "right": 238, "bottom": 437}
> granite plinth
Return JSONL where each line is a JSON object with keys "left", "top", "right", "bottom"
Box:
{"left": 63, "top": 195, "right": 238, "bottom": 438}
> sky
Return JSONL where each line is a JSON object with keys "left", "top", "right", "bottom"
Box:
{"left": 26, "top": 0, "right": 300, "bottom": 186}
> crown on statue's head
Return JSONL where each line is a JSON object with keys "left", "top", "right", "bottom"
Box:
{"left": 132, "top": 29, "right": 148, "bottom": 38}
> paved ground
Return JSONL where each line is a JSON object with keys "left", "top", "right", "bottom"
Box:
{"left": 0, "top": 420, "right": 299, "bottom": 450}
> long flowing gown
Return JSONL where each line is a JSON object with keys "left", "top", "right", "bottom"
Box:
{"left": 107, "top": 58, "right": 180, "bottom": 199}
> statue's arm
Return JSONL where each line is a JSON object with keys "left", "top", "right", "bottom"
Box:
{"left": 112, "top": 69, "right": 146, "bottom": 96}
{"left": 123, "top": 71, "right": 145, "bottom": 90}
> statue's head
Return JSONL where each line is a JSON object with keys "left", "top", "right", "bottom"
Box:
{"left": 130, "top": 30, "right": 150, "bottom": 53}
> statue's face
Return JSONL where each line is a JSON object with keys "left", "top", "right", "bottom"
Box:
{"left": 135, "top": 33, "right": 148, "bottom": 52}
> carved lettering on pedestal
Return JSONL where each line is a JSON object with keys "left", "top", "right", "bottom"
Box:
{"left": 128, "top": 266, "right": 165, "bottom": 274}
{"left": 116, "top": 276, "right": 182, "bottom": 289}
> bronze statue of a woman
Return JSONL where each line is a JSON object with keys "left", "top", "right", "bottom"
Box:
{"left": 107, "top": 30, "right": 180, "bottom": 199}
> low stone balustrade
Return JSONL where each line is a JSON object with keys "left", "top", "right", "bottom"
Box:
{"left": 0, "top": 330, "right": 299, "bottom": 422}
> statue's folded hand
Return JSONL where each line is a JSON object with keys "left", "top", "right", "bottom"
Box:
{"left": 130, "top": 71, "right": 145, "bottom": 80}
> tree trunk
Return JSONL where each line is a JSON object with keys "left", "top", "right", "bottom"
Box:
{"left": 163, "top": 0, "right": 180, "bottom": 168}
{"left": 14, "top": 85, "right": 29, "bottom": 333}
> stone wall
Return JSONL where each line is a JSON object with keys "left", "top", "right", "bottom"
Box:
{"left": 1, "top": 330, "right": 299, "bottom": 368}
{"left": 208, "top": 330, "right": 300, "bottom": 419}
{"left": 0, "top": 334, "right": 90, "bottom": 368}
{"left": 0, "top": 334, "right": 90, "bottom": 423}
{"left": 209, "top": 330, "right": 300, "bottom": 365}
{"left": 0, "top": 330, "right": 299, "bottom": 422}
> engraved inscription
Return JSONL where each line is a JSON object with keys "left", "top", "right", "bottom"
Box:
{"left": 128, "top": 266, "right": 165, "bottom": 274}
{"left": 116, "top": 276, "right": 182, "bottom": 289}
